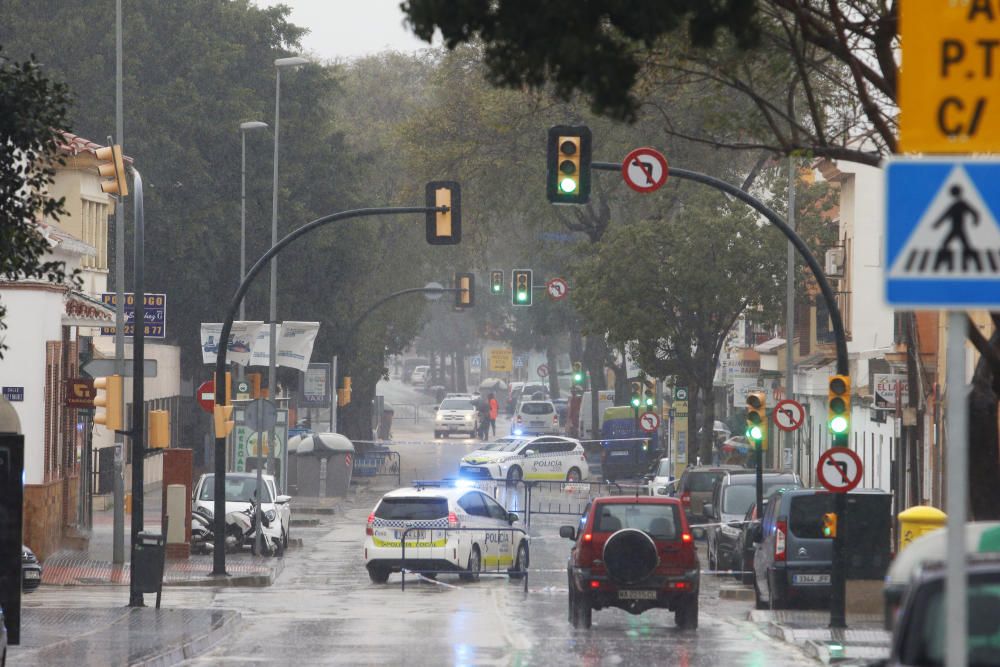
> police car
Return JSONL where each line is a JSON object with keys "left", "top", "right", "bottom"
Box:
{"left": 364, "top": 482, "right": 529, "bottom": 583}
{"left": 459, "top": 435, "right": 589, "bottom": 482}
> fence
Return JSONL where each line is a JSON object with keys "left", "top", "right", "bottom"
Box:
{"left": 400, "top": 526, "right": 529, "bottom": 592}
{"left": 523, "top": 480, "right": 632, "bottom": 524}
{"left": 352, "top": 450, "right": 401, "bottom": 487}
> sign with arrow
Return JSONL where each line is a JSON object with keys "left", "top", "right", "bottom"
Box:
{"left": 639, "top": 412, "right": 660, "bottom": 433}
{"left": 816, "top": 447, "right": 863, "bottom": 493}
{"left": 773, "top": 398, "right": 805, "bottom": 432}
{"left": 546, "top": 277, "right": 569, "bottom": 300}
{"left": 622, "top": 147, "right": 669, "bottom": 193}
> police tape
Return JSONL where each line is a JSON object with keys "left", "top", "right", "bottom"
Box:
{"left": 350, "top": 436, "right": 668, "bottom": 447}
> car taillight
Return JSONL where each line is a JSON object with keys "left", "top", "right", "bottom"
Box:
{"left": 553, "top": 414, "right": 558, "bottom": 424}
{"left": 680, "top": 491, "right": 691, "bottom": 507}
{"left": 590, "top": 580, "right": 600, "bottom": 589}
{"left": 775, "top": 520, "right": 787, "bottom": 561}
{"left": 366, "top": 512, "right": 375, "bottom": 536}
{"left": 448, "top": 511, "right": 459, "bottom": 528}
{"left": 681, "top": 532, "right": 693, "bottom": 544}
{"left": 516, "top": 415, "right": 523, "bottom": 424}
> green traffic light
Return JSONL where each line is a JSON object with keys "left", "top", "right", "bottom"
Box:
{"left": 830, "top": 415, "right": 849, "bottom": 434}
{"left": 559, "top": 177, "right": 578, "bottom": 193}
{"left": 517, "top": 291, "right": 528, "bottom": 302}
{"left": 823, "top": 526, "right": 832, "bottom": 537}
{"left": 631, "top": 398, "right": 640, "bottom": 408}
{"left": 747, "top": 425, "right": 763, "bottom": 441}
{"left": 573, "top": 373, "right": 583, "bottom": 383}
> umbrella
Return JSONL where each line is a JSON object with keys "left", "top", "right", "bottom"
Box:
{"left": 478, "top": 377, "right": 508, "bottom": 392}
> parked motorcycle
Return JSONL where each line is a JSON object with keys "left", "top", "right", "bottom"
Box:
{"left": 190, "top": 498, "right": 282, "bottom": 557}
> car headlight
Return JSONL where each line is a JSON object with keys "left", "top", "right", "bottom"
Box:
{"left": 265, "top": 510, "right": 277, "bottom": 522}
{"left": 465, "top": 414, "right": 473, "bottom": 421}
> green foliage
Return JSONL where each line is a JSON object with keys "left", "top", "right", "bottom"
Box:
{"left": 402, "top": 0, "right": 759, "bottom": 121}
{"left": 0, "top": 50, "right": 77, "bottom": 356}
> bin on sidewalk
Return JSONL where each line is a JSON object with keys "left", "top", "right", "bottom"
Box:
{"left": 897, "top": 505, "right": 947, "bottom": 552}
{"left": 295, "top": 433, "right": 354, "bottom": 498}
{"left": 132, "top": 524, "right": 167, "bottom": 607}
{"left": 377, "top": 405, "right": 394, "bottom": 440}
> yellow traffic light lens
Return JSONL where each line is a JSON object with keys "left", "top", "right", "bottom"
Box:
{"left": 559, "top": 159, "right": 577, "bottom": 175}
{"left": 830, "top": 415, "right": 849, "bottom": 433}
{"left": 830, "top": 397, "right": 846, "bottom": 414}
{"left": 559, "top": 177, "right": 578, "bottom": 193}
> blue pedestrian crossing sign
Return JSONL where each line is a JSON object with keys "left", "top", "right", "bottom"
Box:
{"left": 886, "top": 158, "right": 1000, "bottom": 308}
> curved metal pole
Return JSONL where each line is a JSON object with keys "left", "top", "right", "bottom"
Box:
{"left": 211, "top": 205, "right": 442, "bottom": 576}
{"left": 592, "top": 162, "right": 848, "bottom": 376}
{"left": 343, "top": 286, "right": 458, "bottom": 361}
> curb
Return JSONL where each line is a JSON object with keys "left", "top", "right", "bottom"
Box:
{"left": 718, "top": 585, "right": 754, "bottom": 601}
{"left": 135, "top": 609, "right": 241, "bottom": 667}
{"left": 167, "top": 558, "right": 284, "bottom": 588}
{"left": 290, "top": 517, "right": 321, "bottom": 527}
{"left": 297, "top": 507, "right": 336, "bottom": 515}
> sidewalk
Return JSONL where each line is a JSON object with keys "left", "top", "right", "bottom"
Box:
{"left": 11, "top": 606, "right": 240, "bottom": 666}
{"left": 750, "top": 610, "right": 892, "bottom": 664}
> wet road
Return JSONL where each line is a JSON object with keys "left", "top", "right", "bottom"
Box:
{"left": 177, "top": 404, "right": 815, "bottom": 667}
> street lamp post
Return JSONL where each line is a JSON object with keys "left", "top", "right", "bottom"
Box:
{"left": 270, "top": 56, "right": 308, "bottom": 492}
{"left": 239, "top": 120, "right": 268, "bottom": 333}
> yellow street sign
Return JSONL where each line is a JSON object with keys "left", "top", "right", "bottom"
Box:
{"left": 900, "top": 2, "right": 1000, "bottom": 153}
{"left": 488, "top": 348, "right": 513, "bottom": 372}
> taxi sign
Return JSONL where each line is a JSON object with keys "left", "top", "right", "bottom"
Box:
{"left": 900, "top": 2, "right": 1000, "bottom": 153}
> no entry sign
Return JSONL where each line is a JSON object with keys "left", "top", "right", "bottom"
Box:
{"left": 197, "top": 380, "right": 216, "bottom": 414}
{"left": 622, "top": 147, "right": 669, "bottom": 193}
{"left": 816, "top": 447, "right": 863, "bottom": 493}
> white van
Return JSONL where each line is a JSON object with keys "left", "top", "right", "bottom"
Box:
{"left": 577, "top": 389, "right": 615, "bottom": 440}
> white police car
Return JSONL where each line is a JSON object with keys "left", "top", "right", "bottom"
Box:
{"left": 364, "top": 482, "right": 528, "bottom": 583}
{"left": 459, "top": 435, "right": 589, "bottom": 483}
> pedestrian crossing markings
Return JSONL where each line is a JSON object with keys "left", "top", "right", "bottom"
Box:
{"left": 890, "top": 165, "right": 1000, "bottom": 278}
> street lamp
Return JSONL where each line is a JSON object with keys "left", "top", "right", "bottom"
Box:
{"left": 270, "top": 55, "right": 308, "bottom": 492}
{"left": 239, "top": 121, "right": 268, "bottom": 329}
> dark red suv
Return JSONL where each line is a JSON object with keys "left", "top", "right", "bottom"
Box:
{"left": 560, "top": 496, "right": 700, "bottom": 629}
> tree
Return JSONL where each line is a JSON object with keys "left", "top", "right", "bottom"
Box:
{"left": 571, "top": 188, "right": 785, "bottom": 462}
{"left": 0, "top": 50, "right": 76, "bottom": 356}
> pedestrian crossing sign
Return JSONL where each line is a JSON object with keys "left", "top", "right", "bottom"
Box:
{"left": 886, "top": 158, "right": 1000, "bottom": 308}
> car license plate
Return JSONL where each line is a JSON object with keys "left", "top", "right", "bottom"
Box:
{"left": 618, "top": 589, "right": 657, "bottom": 600}
{"left": 792, "top": 573, "right": 830, "bottom": 585}
{"left": 395, "top": 530, "right": 428, "bottom": 541}
{"left": 24, "top": 570, "right": 40, "bottom": 580}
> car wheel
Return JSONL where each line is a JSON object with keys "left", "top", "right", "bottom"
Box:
{"left": 675, "top": 594, "right": 699, "bottom": 629}
{"left": 507, "top": 466, "right": 523, "bottom": 484}
{"left": 566, "top": 467, "right": 582, "bottom": 483}
{"left": 740, "top": 555, "right": 754, "bottom": 585}
{"left": 567, "top": 571, "right": 577, "bottom": 625}
{"left": 509, "top": 542, "right": 529, "bottom": 580}
{"left": 576, "top": 590, "right": 593, "bottom": 629}
{"left": 367, "top": 565, "right": 390, "bottom": 584}
{"left": 434, "top": 431, "right": 441, "bottom": 439}
{"left": 459, "top": 546, "right": 481, "bottom": 582}
{"left": 753, "top": 574, "right": 767, "bottom": 610}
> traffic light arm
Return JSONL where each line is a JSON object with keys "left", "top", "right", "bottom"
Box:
{"left": 590, "top": 161, "right": 847, "bottom": 376}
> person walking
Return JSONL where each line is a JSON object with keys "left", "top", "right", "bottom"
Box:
{"left": 477, "top": 395, "right": 490, "bottom": 440}
{"left": 488, "top": 393, "right": 499, "bottom": 437}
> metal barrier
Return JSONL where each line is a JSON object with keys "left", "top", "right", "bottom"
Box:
{"left": 416, "top": 404, "right": 439, "bottom": 421}
{"left": 352, "top": 450, "right": 401, "bottom": 486}
{"left": 392, "top": 404, "right": 417, "bottom": 422}
{"left": 521, "top": 479, "right": 629, "bottom": 524}
{"left": 400, "top": 526, "right": 529, "bottom": 593}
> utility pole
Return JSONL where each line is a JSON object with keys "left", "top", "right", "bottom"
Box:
{"left": 112, "top": 0, "right": 126, "bottom": 567}
{"left": 785, "top": 156, "right": 796, "bottom": 471}
{"left": 128, "top": 171, "right": 146, "bottom": 607}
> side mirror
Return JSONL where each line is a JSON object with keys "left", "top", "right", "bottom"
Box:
{"left": 524, "top": 449, "right": 536, "bottom": 456}
{"left": 752, "top": 524, "right": 764, "bottom": 543}
{"left": 559, "top": 525, "right": 576, "bottom": 540}
{"left": 507, "top": 511, "right": 519, "bottom": 524}
{"left": 275, "top": 495, "right": 291, "bottom": 504}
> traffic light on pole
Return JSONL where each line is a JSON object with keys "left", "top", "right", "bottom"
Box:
{"left": 338, "top": 376, "right": 353, "bottom": 407}
{"left": 95, "top": 144, "right": 129, "bottom": 197}
{"left": 547, "top": 125, "right": 592, "bottom": 204}
{"left": 94, "top": 375, "right": 124, "bottom": 432}
{"left": 572, "top": 362, "right": 584, "bottom": 386}
{"left": 745, "top": 391, "right": 767, "bottom": 447}
{"left": 630, "top": 382, "right": 642, "bottom": 410}
{"left": 149, "top": 410, "right": 170, "bottom": 448}
{"left": 213, "top": 404, "right": 234, "bottom": 438}
{"left": 644, "top": 388, "right": 655, "bottom": 412}
{"left": 425, "top": 181, "right": 461, "bottom": 245}
{"left": 455, "top": 272, "right": 474, "bottom": 308}
{"left": 512, "top": 269, "right": 532, "bottom": 306}
{"left": 828, "top": 375, "right": 851, "bottom": 446}
{"left": 490, "top": 270, "right": 503, "bottom": 295}
{"left": 822, "top": 512, "right": 838, "bottom": 538}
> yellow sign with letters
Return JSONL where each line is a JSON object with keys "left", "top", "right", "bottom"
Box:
{"left": 488, "top": 348, "right": 513, "bottom": 372}
{"left": 900, "top": 1, "right": 1000, "bottom": 152}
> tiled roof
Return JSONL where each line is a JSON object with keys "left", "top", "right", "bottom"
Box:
{"left": 56, "top": 131, "right": 133, "bottom": 163}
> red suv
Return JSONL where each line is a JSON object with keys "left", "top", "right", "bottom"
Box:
{"left": 560, "top": 496, "right": 699, "bottom": 629}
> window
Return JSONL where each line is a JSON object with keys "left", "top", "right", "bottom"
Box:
{"left": 458, "top": 492, "right": 489, "bottom": 517}
{"left": 685, "top": 471, "right": 725, "bottom": 492}
{"left": 198, "top": 476, "right": 274, "bottom": 503}
{"left": 439, "top": 399, "right": 474, "bottom": 410}
{"left": 482, "top": 494, "right": 509, "bottom": 522}
{"left": 788, "top": 493, "right": 834, "bottom": 538}
{"left": 594, "top": 503, "right": 679, "bottom": 539}
{"left": 520, "top": 402, "right": 554, "bottom": 415}
{"left": 547, "top": 440, "right": 577, "bottom": 454}
{"left": 374, "top": 497, "right": 448, "bottom": 520}
{"left": 722, "top": 485, "right": 757, "bottom": 514}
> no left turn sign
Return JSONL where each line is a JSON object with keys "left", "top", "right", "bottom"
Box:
{"left": 622, "top": 147, "right": 669, "bottom": 193}
{"left": 546, "top": 277, "right": 569, "bottom": 300}
{"left": 639, "top": 412, "right": 660, "bottom": 433}
{"left": 772, "top": 399, "right": 805, "bottom": 432}
{"left": 816, "top": 447, "right": 863, "bottom": 493}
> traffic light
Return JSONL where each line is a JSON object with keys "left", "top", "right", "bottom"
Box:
{"left": 338, "top": 376, "right": 352, "bottom": 407}
{"left": 630, "top": 382, "right": 642, "bottom": 410}
{"left": 512, "top": 269, "right": 533, "bottom": 306}
{"left": 822, "top": 512, "right": 838, "bottom": 538}
{"left": 490, "top": 270, "right": 504, "bottom": 295}
{"left": 745, "top": 391, "right": 767, "bottom": 447}
{"left": 644, "top": 388, "right": 655, "bottom": 412}
{"left": 94, "top": 375, "right": 124, "bottom": 432}
{"left": 425, "top": 181, "right": 461, "bottom": 245}
{"left": 828, "top": 375, "right": 851, "bottom": 446}
{"left": 213, "top": 404, "right": 234, "bottom": 438}
{"left": 572, "top": 362, "right": 584, "bottom": 385}
{"left": 95, "top": 144, "right": 128, "bottom": 197}
{"left": 455, "top": 272, "right": 474, "bottom": 308}
{"left": 149, "top": 410, "right": 169, "bottom": 448}
{"left": 547, "top": 125, "right": 592, "bottom": 204}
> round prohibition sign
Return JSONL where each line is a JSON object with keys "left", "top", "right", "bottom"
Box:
{"left": 816, "top": 447, "right": 863, "bottom": 493}
{"left": 772, "top": 398, "right": 805, "bottom": 432}
{"left": 622, "top": 147, "right": 669, "bottom": 193}
{"left": 639, "top": 412, "right": 660, "bottom": 433}
{"left": 546, "top": 277, "right": 569, "bottom": 301}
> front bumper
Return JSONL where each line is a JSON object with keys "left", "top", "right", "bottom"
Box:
{"left": 22, "top": 563, "right": 42, "bottom": 590}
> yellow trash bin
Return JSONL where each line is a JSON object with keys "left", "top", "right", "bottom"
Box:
{"left": 898, "top": 505, "right": 947, "bottom": 552}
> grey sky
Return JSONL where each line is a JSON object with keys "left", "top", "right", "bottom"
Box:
{"left": 255, "top": 0, "right": 437, "bottom": 62}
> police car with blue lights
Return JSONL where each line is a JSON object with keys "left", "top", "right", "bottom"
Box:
{"left": 459, "top": 435, "right": 589, "bottom": 483}
{"left": 364, "top": 480, "right": 529, "bottom": 583}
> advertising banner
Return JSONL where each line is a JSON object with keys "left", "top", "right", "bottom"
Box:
{"left": 200, "top": 322, "right": 264, "bottom": 366}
